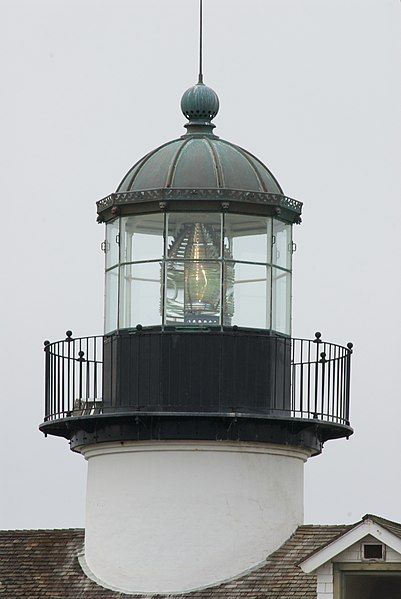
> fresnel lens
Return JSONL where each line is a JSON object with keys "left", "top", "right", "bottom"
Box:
{"left": 165, "top": 221, "right": 234, "bottom": 325}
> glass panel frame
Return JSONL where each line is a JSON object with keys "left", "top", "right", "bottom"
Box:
{"left": 119, "top": 261, "right": 162, "bottom": 329}
{"left": 120, "top": 214, "right": 165, "bottom": 264}
{"left": 272, "top": 267, "right": 291, "bottom": 335}
{"left": 104, "top": 267, "right": 119, "bottom": 333}
{"left": 166, "top": 212, "right": 223, "bottom": 260}
{"left": 105, "top": 219, "right": 120, "bottom": 269}
{"left": 103, "top": 212, "right": 293, "bottom": 333}
{"left": 227, "top": 261, "right": 271, "bottom": 330}
{"left": 165, "top": 259, "right": 222, "bottom": 326}
{"left": 224, "top": 214, "right": 272, "bottom": 265}
{"left": 273, "top": 219, "right": 292, "bottom": 270}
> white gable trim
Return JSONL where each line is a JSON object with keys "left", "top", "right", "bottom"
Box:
{"left": 300, "top": 520, "right": 401, "bottom": 573}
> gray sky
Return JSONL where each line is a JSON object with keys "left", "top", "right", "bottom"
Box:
{"left": 1, "top": 0, "right": 400, "bottom": 530}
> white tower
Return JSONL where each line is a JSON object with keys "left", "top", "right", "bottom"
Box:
{"left": 41, "top": 79, "right": 353, "bottom": 595}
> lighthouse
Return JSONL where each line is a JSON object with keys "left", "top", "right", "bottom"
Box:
{"left": 40, "top": 78, "right": 353, "bottom": 594}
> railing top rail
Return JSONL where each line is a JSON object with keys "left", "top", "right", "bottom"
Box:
{"left": 44, "top": 332, "right": 104, "bottom": 363}
{"left": 44, "top": 330, "right": 353, "bottom": 359}
{"left": 291, "top": 332, "right": 353, "bottom": 353}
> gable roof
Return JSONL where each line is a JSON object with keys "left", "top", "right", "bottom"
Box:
{"left": 366, "top": 513, "right": 401, "bottom": 541}
{"left": 0, "top": 525, "right": 349, "bottom": 598}
{"left": 300, "top": 514, "right": 401, "bottom": 574}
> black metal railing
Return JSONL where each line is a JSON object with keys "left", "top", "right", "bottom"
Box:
{"left": 44, "top": 331, "right": 103, "bottom": 421}
{"left": 43, "top": 330, "right": 352, "bottom": 427}
{"left": 290, "top": 332, "right": 352, "bottom": 425}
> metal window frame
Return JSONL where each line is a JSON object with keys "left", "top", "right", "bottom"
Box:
{"left": 103, "top": 211, "right": 294, "bottom": 333}
{"left": 334, "top": 562, "right": 401, "bottom": 599}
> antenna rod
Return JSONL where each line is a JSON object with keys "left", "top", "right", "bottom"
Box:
{"left": 198, "top": 0, "right": 203, "bottom": 83}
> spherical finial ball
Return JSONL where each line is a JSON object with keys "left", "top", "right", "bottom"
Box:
{"left": 181, "top": 83, "right": 219, "bottom": 121}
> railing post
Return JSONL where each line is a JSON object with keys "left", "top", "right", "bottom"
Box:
{"left": 291, "top": 338, "right": 296, "bottom": 415}
{"left": 299, "top": 339, "right": 304, "bottom": 416}
{"left": 78, "top": 350, "right": 85, "bottom": 403}
{"left": 44, "top": 340, "right": 51, "bottom": 421}
{"left": 319, "top": 350, "right": 327, "bottom": 420}
{"left": 313, "top": 332, "right": 322, "bottom": 418}
{"left": 66, "top": 330, "right": 73, "bottom": 417}
{"left": 345, "top": 342, "right": 353, "bottom": 425}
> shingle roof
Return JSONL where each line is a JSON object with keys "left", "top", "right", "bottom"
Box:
{"left": 363, "top": 513, "right": 401, "bottom": 541}
{"left": 299, "top": 513, "right": 401, "bottom": 570}
{"left": 0, "top": 524, "right": 351, "bottom": 598}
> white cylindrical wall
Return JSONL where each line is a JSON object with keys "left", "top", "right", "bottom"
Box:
{"left": 80, "top": 441, "right": 311, "bottom": 594}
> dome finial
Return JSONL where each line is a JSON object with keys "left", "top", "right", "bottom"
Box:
{"left": 180, "top": 83, "right": 219, "bottom": 135}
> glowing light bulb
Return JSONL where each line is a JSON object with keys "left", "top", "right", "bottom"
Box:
{"left": 184, "top": 224, "right": 219, "bottom": 319}
{"left": 165, "top": 221, "right": 225, "bottom": 325}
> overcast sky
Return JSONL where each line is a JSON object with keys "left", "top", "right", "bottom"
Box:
{"left": 1, "top": 0, "right": 400, "bottom": 530}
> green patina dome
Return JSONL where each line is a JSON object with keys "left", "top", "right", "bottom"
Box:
{"left": 117, "top": 136, "right": 283, "bottom": 194}
{"left": 117, "top": 82, "right": 283, "bottom": 195}
{"left": 97, "top": 81, "right": 302, "bottom": 224}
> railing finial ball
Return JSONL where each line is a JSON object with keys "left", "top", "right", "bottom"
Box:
{"left": 44, "top": 340, "right": 50, "bottom": 347}
{"left": 66, "top": 330, "right": 73, "bottom": 339}
{"left": 314, "top": 331, "right": 322, "bottom": 343}
{"left": 136, "top": 324, "right": 143, "bottom": 331}
{"left": 347, "top": 342, "right": 353, "bottom": 351}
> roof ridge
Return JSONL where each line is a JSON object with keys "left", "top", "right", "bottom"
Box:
{"left": 299, "top": 523, "right": 352, "bottom": 529}
{"left": 0, "top": 527, "right": 84, "bottom": 533}
{"left": 363, "top": 513, "right": 401, "bottom": 526}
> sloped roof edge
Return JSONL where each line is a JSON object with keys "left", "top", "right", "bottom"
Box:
{"left": 0, "top": 524, "right": 346, "bottom": 598}
{"left": 300, "top": 514, "right": 401, "bottom": 573}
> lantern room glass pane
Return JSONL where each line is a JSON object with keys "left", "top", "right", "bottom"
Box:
{"left": 228, "top": 262, "right": 271, "bottom": 329}
{"left": 224, "top": 215, "right": 271, "bottom": 264}
{"left": 105, "top": 267, "right": 119, "bottom": 333}
{"left": 273, "top": 219, "right": 292, "bottom": 270}
{"left": 272, "top": 267, "right": 291, "bottom": 335}
{"left": 121, "top": 214, "right": 164, "bottom": 263}
{"left": 119, "top": 261, "right": 161, "bottom": 328}
{"left": 103, "top": 213, "right": 293, "bottom": 333}
{"left": 165, "top": 260, "right": 221, "bottom": 325}
{"left": 167, "top": 213, "right": 222, "bottom": 260}
{"left": 105, "top": 219, "right": 120, "bottom": 269}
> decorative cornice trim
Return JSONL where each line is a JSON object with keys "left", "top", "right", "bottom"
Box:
{"left": 97, "top": 188, "right": 302, "bottom": 215}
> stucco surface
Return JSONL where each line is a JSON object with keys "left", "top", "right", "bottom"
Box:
{"left": 82, "top": 441, "right": 310, "bottom": 594}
